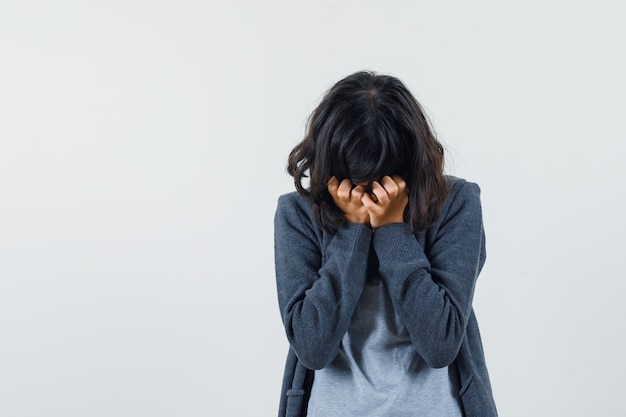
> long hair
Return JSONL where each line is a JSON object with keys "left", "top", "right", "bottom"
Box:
{"left": 287, "top": 71, "right": 449, "bottom": 234}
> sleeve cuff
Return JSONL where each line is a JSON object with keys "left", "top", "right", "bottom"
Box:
{"left": 372, "top": 222, "right": 430, "bottom": 269}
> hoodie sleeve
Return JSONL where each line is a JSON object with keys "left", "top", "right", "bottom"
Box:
{"left": 274, "top": 194, "right": 372, "bottom": 370}
{"left": 371, "top": 181, "right": 486, "bottom": 368}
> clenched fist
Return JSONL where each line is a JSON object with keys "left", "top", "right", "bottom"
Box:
{"left": 327, "top": 175, "right": 408, "bottom": 230}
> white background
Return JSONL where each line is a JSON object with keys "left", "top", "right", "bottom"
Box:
{"left": 1, "top": 1, "right": 625, "bottom": 416}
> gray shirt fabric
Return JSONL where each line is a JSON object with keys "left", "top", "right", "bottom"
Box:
{"left": 307, "top": 255, "right": 463, "bottom": 417}
{"left": 274, "top": 176, "right": 497, "bottom": 417}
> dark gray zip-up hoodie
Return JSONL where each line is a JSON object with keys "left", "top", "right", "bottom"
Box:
{"left": 274, "top": 176, "right": 497, "bottom": 417}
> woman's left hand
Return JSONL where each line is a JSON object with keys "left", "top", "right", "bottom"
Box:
{"left": 361, "top": 175, "right": 408, "bottom": 230}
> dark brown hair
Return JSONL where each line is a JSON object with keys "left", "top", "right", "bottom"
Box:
{"left": 287, "top": 71, "right": 449, "bottom": 234}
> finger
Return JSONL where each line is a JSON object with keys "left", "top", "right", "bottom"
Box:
{"left": 362, "top": 192, "right": 385, "bottom": 214}
{"left": 391, "top": 175, "right": 407, "bottom": 194}
{"left": 351, "top": 184, "right": 367, "bottom": 200}
{"left": 380, "top": 176, "right": 399, "bottom": 197}
{"left": 327, "top": 176, "right": 339, "bottom": 195}
{"left": 337, "top": 179, "right": 353, "bottom": 201}
{"left": 361, "top": 192, "right": 377, "bottom": 209}
{"left": 371, "top": 181, "right": 390, "bottom": 205}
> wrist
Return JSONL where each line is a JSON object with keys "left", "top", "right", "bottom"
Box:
{"left": 344, "top": 213, "right": 370, "bottom": 226}
{"left": 370, "top": 215, "right": 404, "bottom": 230}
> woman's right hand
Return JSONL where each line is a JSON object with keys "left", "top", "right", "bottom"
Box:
{"left": 327, "top": 176, "right": 370, "bottom": 226}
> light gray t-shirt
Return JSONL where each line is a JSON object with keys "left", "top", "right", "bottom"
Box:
{"left": 307, "top": 249, "right": 463, "bottom": 417}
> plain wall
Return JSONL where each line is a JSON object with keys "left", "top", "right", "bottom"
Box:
{"left": 1, "top": 1, "right": 625, "bottom": 416}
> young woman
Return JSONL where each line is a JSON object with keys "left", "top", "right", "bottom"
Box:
{"left": 274, "top": 71, "right": 497, "bottom": 417}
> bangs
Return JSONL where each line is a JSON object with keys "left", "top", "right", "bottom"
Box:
{"left": 330, "top": 123, "right": 409, "bottom": 185}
